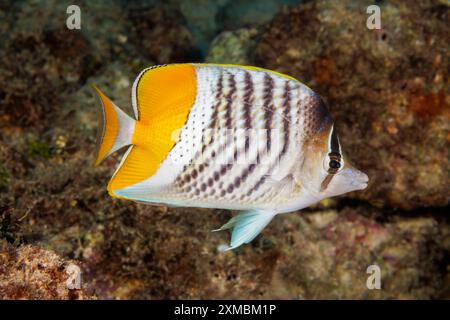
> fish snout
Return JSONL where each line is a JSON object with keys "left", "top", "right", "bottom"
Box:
{"left": 356, "top": 171, "right": 369, "bottom": 190}
{"left": 341, "top": 166, "right": 369, "bottom": 191}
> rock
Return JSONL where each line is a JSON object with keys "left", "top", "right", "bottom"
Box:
{"left": 206, "top": 28, "right": 259, "bottom": 64}
{"left": 127, "top": 2, "right": 194, "bottom": 64}
{"left": 271, "top": 207, "right": 448, "bottom": 299}
{"left": 0, "top": 1, "right": 129, "bottom": 127}
{"left": 176, "top": 0, "right": 229, "bottom": 57}
{"left": 0, "top": 241, "right": 94, "bottom": 299}
{"left": 0, "top": 1, "right": 195, "bottom": 127}
{"left": 254, "top": 0, "right": 450, "bottom": 209}
{"left": 7, "top": 201, "right": 446, "bottom": 299}
{"left": 1, "top": 0, "right": 449, "bottom": 301}
{"left": 66, "top": 61, "right": 139, "bottom": 138}
{"left": 220, "top": 0, "right": 296, "bottom": 30}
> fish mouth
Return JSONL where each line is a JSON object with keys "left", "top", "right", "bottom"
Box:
{"left": 343, "top": 168, "right": 369, "bottom": 191}
{"left": 354, "top": 172, "right": 369, "bottom": 190}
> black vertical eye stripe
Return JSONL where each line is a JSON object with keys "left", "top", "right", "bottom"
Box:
{"left": 320, "top": 174, "right": 334, "bottom": 192}
{"left": 329, "top": 125, "right": 341, "bottom": 155}
{"left": 326, "top": 125, "right": 343, "bottom": 175}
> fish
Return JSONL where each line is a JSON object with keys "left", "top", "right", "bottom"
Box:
{"left": 93, "top": 63, "right": 369, "bottom": 250}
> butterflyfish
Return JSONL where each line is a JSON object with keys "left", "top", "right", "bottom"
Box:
{"left": 93, "top": 63, "right": 368, "bottom": 250}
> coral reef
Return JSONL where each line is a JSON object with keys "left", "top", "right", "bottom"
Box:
{"left": 272, "top": 208, "right": 449, "bottom": 299}
{"left": 176, "top": 0, "right": 228, "bottom": 57}
{"left": 0, "top": 240, "right": 94, "bottom": 299}
{"left": 206, "top": 28, "right": 259, "bottom": 65}
{"left": 0, "top": 0, "right": 448, "bottom": 300}
{"left": 0, "top": 0, "right": 194, "bottom": 127}
{"left": 126, "top": 1, "right": 194, "bottom": 64}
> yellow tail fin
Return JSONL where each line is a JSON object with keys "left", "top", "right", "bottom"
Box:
{"left": 93, "top": 86, "right": 135, "bottom": 165}
{"left": 98, "top": 64, "right": 197, "bottom": 198}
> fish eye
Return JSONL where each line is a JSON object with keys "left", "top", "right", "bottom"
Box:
{"left": 329, "top": 159, "right": 341, "bottom": 169}
{"left": 324, "top": 152, "right": 342, "bottom": 174}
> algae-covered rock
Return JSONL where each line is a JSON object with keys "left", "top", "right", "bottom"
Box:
{"left": 255, "top": 0, "right": 450, "bottom": 209}
{"left": 38, "top": 205, "right": 450, "bottom": 299}
{"left": 270, "top": 208, "right": 449, "bottom": 299}
{"left": 0, "top": 240, "right": 94, "bottom": 299}
{"left": 127, "top": 2, "right": 194, "bottom": 64}
{"left": 0, "top": 1, "right": 194, "bottom": 127}
{"left": 0, "top": 0, "right": 449, "bottom": 301}
{"left": 206, "top": 28, "right": 259, "bottom": 65}
{"left": 176, "top": 0, "right": 229, "bottom": 57}
{"left": 220, "top": 0, "right": 296, "bottom": 30}
{"left": 0, "top": 1, "right": 125, "bottom": 127}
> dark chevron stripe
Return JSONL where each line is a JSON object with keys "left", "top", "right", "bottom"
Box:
{"left": 243, "top": 71, "right": 254, "bottom": 153}
{"left": 232, "top": 73, "right": 274, "bottom": 198}
{"left": 199, "top": 71, "right": 224, "bottom": 157}
{"left": 183, "top": 130, "right": 234, "bottom": 191}
{"left": 181, "top": 74, "right": 239, "bottom": 193}
{"left": 224, "top": 73, "right": 236, "bottom": 129}
{"left": 241, "top": 74, "right": 275, "bottom": 197}
{"left": 222, "top": 74, "right": 237, "bottom": 180}
{"left": 176, "top": 71, "right": 224, "bottom": 190}
{"left": 199, "top": 71, "right": 223, "bottom": 154}
{"left": 201, "top": 71, "right": 247, "bottom": 195}
{"left": 263, "top": 74, "right": 275, "bottom": 152}
{"left": 234, "top": 144, "right": 264, "bottom": 198}
{"left": 243, "top": 72, "right": 253, "bottom": 128}
{"left": 196, "top": 71, "right": 230, "bottom": 172}
{"left": 245, "top": 79, "right": 293, "bottom": 199}
{"left": 281, "top": 80, "right": 291, "bottom": 157}
{"left": 209, "top": 71, "right": 223, "bottom": 129}
{"left": 246, "top": 175, "right": 267, "bottom": 197}
{"left": 228, "top": 146, "right": 266, "bottom": 198}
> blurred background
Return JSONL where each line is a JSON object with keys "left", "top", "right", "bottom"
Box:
{"left": 0, "top": 0, "right": 449, "bottom": 299}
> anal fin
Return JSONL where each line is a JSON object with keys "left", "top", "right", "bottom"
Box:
{"left": 213, "top": 210, "right": 276, "bottom": 250}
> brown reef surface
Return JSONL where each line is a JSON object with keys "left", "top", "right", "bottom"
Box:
{"left": 0, "top": 240, "right": 94, "bottom": 299}
{"left": 0, "top": 0, "right": 449, "bottom": 299}
{"left": 254, "top": 0, "right": 450, "bottom": 209}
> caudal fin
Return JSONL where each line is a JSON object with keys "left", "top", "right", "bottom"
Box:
{"left": 93, "top": 65, "right": 197, "bottom": 199}
{"left": 103, "top": 64, "right": 197, "bottom": 199}
{"left": 93, "top": 86, "right": 135, "bottom": 166}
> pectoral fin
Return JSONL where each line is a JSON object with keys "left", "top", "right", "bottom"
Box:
{"left": 264, "top": 173, "right": 294, "bottom": 198}
{"left": 213, "top": 210, "right": 276, "bottom": 250}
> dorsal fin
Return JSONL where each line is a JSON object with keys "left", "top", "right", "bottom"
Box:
{"left": 131, "top": 64, "right": 197, "bottom": 121}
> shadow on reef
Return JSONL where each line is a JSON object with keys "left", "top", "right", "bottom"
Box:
{"left": 0, "top": 0, "right": 449, "bottom": 299}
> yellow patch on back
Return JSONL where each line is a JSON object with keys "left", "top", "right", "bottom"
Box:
{"left": 135, "top": 64, "right": 197, "bottom": 121}
{"left": 108, "top": 64, "right": 197, "bottom": 194}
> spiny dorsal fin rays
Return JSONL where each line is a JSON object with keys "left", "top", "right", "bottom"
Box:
{"left": 132, "top": 64, "right": 197, "bottom": 121}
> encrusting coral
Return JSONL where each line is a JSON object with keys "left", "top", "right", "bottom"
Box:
{"left": 0, "top": 0, "right": 449, "bottom": 299}
{"left": 0, "top": 240, "right": 94, "bottom": 299}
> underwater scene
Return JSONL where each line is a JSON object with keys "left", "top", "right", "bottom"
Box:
{"left": 0, "top": 0, "right": 449, "bottom": 300}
